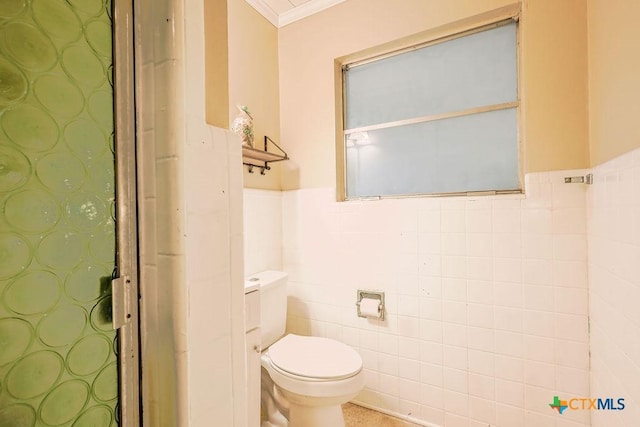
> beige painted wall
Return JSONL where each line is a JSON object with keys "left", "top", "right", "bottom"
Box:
{"left": 521, "top": 0, "right": 589, "bottom": 172}
{"left": 205, "top": 0, "right": 282, "bottom": 189}
{"left": 204, "top": 0, "right": 229, "bottom": 129}
{"left": 278, "top": 0, "right": 590, "bottom": 190}
{"left": 227, "top": 0, "right": 282, "bottom": 189}
{"left": 588, "top": 0, "right": 640, "bottom": 166}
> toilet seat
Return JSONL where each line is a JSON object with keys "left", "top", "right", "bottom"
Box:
{"left": 267, "top": 334, "right": 362, "bottom": 381}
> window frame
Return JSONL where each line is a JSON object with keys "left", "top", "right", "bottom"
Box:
{"left": 335, "top": 9, "right": 523, "bottom": 201}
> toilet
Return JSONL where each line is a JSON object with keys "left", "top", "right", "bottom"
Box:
{"left": 252, "top": 271, "right": 365, "bottom": 427}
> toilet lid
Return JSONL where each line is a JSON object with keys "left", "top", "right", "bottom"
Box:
{"left": 268, "top": 334, "right": 362, "bottom": 380}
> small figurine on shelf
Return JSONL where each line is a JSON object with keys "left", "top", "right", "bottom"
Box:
{"left": 231, "top": 105, "right": 254, "bottom": 147}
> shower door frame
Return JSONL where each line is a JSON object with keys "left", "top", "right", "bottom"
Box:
{"left": 113, "top": 0, "right": 141, "bottom": 425}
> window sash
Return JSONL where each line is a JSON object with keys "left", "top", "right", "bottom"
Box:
{"left": 345, "top": 108, "right": 520, "bottom": 198}
{"left": 342, "top": 19, "right": 520, "bottom": 199}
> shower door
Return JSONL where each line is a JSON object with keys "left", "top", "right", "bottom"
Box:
{"left": 0, "top": 0, "right": 139, "bottom": 425}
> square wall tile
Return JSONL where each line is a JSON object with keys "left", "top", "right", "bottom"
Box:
{"left": 469, "top": 396, "right": 496, "bottom": 425}
{"left": 444, "top": 390, "right": 469, "bottom": 417}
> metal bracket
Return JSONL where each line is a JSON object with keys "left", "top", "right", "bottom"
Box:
{"left": 586, "top": 173, "right": 593, "bottom": 184}
{"left": 112, "top": 275, "right": 132, "bottom": 330}
{"left": 242, "top": 136, "right": 288, "bottom": 174}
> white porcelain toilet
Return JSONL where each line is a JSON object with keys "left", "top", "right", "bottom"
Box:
{"left": 253, "top": 271, "right": 365, "bottom": 427}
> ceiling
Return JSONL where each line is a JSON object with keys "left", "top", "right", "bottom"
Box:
{"left": 245, "top": 0, "right": 346, "bottom": 28}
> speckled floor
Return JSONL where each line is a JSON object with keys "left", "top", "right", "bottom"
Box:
{"left": 343, "top": 403, "right": 422, "bottom": 427}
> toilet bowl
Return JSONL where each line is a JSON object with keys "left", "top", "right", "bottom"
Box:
{"left": 249, "top": 270, "right": 365, "bottom": 427}
{"left": 261, "top": 334, "right": 365, "bottom": 427}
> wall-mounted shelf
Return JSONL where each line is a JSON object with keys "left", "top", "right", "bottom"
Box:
{"left": 242, "top": 136, "right": 288, "bottom": 175}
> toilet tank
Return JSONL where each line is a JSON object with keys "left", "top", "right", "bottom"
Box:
{"left": 247, "top": 270, "right": 288, "bottom": 349}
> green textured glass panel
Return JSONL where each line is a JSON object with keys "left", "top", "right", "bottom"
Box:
{"left": 67, "top": 334, "right": 111, "bottom": 376}
{"left": 64, "top": 118, "right": 108, "bottom": 161}
{"left": 89, "top": 151, "right": 116, "bottom": 195}
{"left": 85, "top": 21, "right": 113, "bottom": 58}
{"left": 67, "top": 0, "right": 104, "bottom": 16}
{"left": 92, "top": 362, "right": 118, "bottom": 402}
{"left": 62, "top": 45, "right": 106, "bottom": 88}
{"left": 39, "top": 380, "right": 90, "bottom": 425}
{"left": 65, "top": 192, "right": 108, "bottom": 229}
{"left": 0, "top": 0, "right": 117, "bottom": 424}
{"left": 0, "top": 0, "right": 26, "bottom": 20}
{"left": 2, "top": 22, "right": 57, "bottom": 72}
{"left": 32, "top": 0, "right": 82, "bottom": 43}
{"left": 0, "top": 145, "right": 31, "bottom": 192}
{"left": 0, "top": 233, "right": 32, "bottom": 279}
{"left": 65, "top": 263, "right": 108, "bottom": 302}
{"left": 87, "top": 90, "right": 113, "bottom": 130}
{"left": 37, "top": 230, "right": 88, "bottom": 270}
{"left": 90, "top": 229, "right": 116, "bottom": 264}
{"left": 90, "top": 295, "right": 113, "bottom": 332}
{"left": 4, "top": 270, "right": 61, "bottom": 315}
{"left": 6, "top": 351, "right": 64, "bottom": 399}
{"left": 0, "top": 404, "right": 36, "bottom": 427}
{"left": 73, "top": 406, "right": 113, "bottom": 427}
{"left": 33, "top": 74, "right": 85, "bottom": 120}
{"left": 37, "top": 305, "right": 87, "bottom": 347}
{"left": 1, "top": 104, "right": 59, "bottom": 151}
{"left": 36, "top": 151, "right": 87, "bottom": 192}
{"left": 4, "top": 189, "right": 61, "bottom": 233}
{"left": 0, "top": 319, "right": 33, "bottom": 366}
{"left": 0, "top": 57, "right": 27, "bottom": 105}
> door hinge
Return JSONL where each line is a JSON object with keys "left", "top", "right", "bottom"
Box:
{"left": 112, "top": 275, "right": 132, "bottom": 330}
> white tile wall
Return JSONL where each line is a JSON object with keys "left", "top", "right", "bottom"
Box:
{"left": 587, "top": 147, "right": 640, "bottom": 427}
{"left": 281, "top": 172, "right": 592, "bottom": 427}
{"left": 252, "top": 151, "right": 640, "bottom": 426}
{"left": 136, "top": 0, "right": 186, "bottom": 423}
{"left": 185, "top": 127, "right": 246, "bottom": 427}
{"left": 136, "top": 0, "right": 247, "bottom": 425}
{"left": 243, "top": 189, "right": 283, "bottom": 276}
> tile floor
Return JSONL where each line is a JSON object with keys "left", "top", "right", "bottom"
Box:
{"left": 343, "top": 403, "right": 422, "bottom": 427}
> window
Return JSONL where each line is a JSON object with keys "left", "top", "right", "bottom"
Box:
{"left": 340, "top": 20, "right": 520, "bottom": 199}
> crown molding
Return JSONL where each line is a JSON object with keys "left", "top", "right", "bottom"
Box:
{"left": 246, "top": 0, "right": 346, "bottom": 28}
{"left": 279, "top": 0, "right": 346, "bottom": 27}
